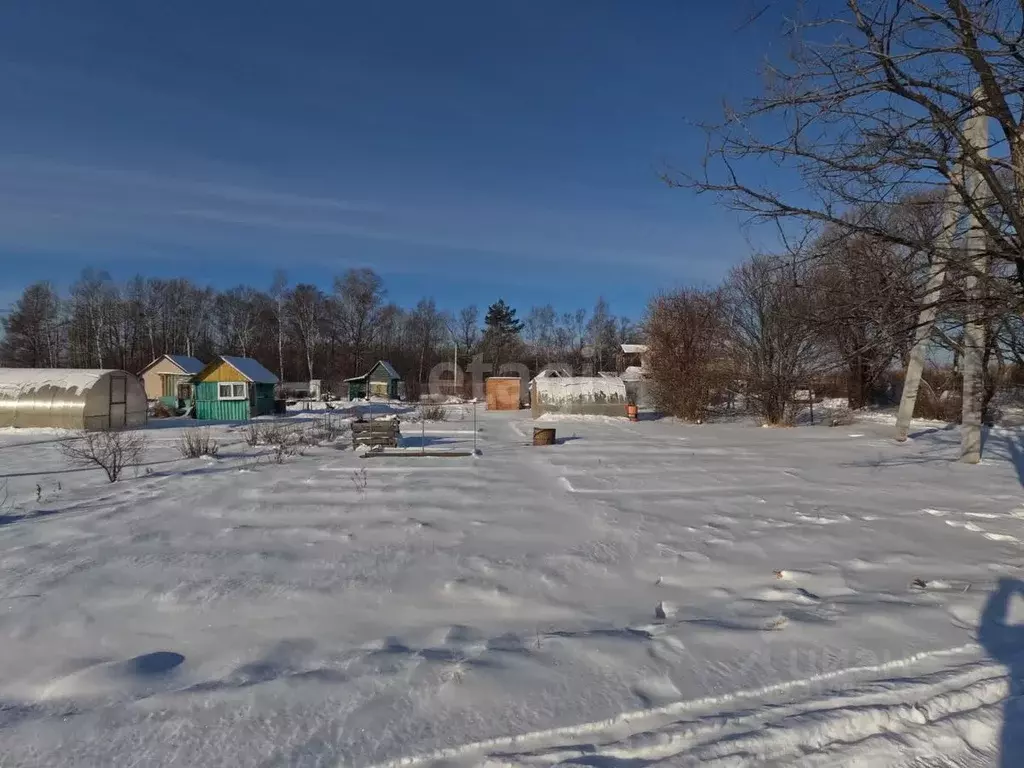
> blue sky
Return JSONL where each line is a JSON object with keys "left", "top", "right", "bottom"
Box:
{"left": 0, "top": 1, "right": 784, "bottom": 319}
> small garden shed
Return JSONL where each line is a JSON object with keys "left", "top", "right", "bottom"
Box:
{"left": 486, "top": 376, "right": 522, "bottom": 410}
{"left": 193, "top": 356, "right": 278, "bottom": 421}
{"left": 345, "top": 361, "right": 402, "bottom": 400}
{"left": 138, "top": 354, "right": 204, "bottom": 406}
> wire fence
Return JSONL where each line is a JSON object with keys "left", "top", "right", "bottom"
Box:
{"left": 355, "top": 398, "right": 479, "bottom": 456}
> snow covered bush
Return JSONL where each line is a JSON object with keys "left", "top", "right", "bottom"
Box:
{"left": 177, "top": 428, "right": 220, "bottom": 458}
{"left": 60, "top": 428, "right": 148, "bottom": 483}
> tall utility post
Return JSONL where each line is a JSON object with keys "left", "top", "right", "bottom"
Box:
{"left": 960, "top": 94, "right": 990, "bottom": 464}
{"left": 894, "top": 172, "right": 959, "bottom": 442}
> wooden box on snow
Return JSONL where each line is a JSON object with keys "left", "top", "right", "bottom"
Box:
{"left": 486, "top": 377, "right": 521, "bottom": 411}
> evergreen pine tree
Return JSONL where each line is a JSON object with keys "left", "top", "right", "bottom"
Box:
{"left": 482, "top": 299, "right": 524, "bottom": 369}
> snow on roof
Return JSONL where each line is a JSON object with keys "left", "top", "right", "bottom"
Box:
{"left": 344, "top": 360, "right": 402, "bottom": 382}
{"left": 0, "top": 368, "right": 116, "bottom": 398}
{"left": 620, "top": 365, "right": 646, "bottom": 381}
{"left": 219, "top": 356, "right": 278, "bottom": 384}
{"left": 530, "top": 368, "right": 569, "bottom": 383}
{"left": 165, "top": 355, "right": 205, "bottom": 375}
{"left": 620, "top": 344, "right": 648, "bottom": 354}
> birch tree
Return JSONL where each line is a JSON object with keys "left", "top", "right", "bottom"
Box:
{"left": 680, "top": 0, "right": 1024, "bottom": 457}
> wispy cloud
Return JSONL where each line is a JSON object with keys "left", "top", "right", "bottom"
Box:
{"left": 0, "top": 156, "right": 746, "bottom": 281}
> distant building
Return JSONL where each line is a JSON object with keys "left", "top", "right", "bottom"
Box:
{"left": 138, "top": 354, "right": 205, "bottom": 406}
{"left": 193, "top": 356, "right": 279, "bottom": 421}
{"left": 619, "top": 343, "right": 652, "bottom": 408}
{"left": 619, "top": 344, "right": 649, "bottom": 376}
{"left": 345, "top": 361, "right": 403, "bottom": 400}
{"left": 279, "top": 379, "right": 322, "bottom": 400}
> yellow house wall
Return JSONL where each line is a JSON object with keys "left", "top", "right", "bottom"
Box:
{"left": 200, "top": 360, "right": 247, "bottom": 383}
{"left": 141, "top": 357, "right": 185, "bottom": 400}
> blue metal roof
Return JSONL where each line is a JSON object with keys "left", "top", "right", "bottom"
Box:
{"left": 219, "top": 356, "right": 279, "bottom": 384}
{"left": 165, "top": 355, "right": 205, "bottom": 375}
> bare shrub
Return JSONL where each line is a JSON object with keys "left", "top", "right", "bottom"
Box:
{"left": 308, "top": 414, "right": 348, "bottom": 444}
{"left": 60, "top": 429, "right": 148, "bottom": 483}
{"left": 644, "top": 288, "right": 732, "bottom": 421}
{"left": 258, "top": 423, "right": 308, "bottom": 463}
{"left": 914, "top": 379, "right": 962, "bottom": 422}
{"left": 242, "top": 423, "right": 261, "bottom": 447}
{"left": 351, "top": 467, "right": 368, "bottom": 496}
{"left": 419, "top": 403, "right": 448, "bottom": 422}
{"left": 828, "top": 408, "right": 856, "bottom": 427}
{"left": 177, "top": 427, "right": 220, "bottom": 458}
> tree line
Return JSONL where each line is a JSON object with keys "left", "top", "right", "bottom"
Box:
{"left": 1, "top": 267, "right": 640, "bottom": 393}
{"left": 647, "top": 0, "right": 1024, "bottom": 439}
{"left": 645, "top": 191, "right": 1024, "bottom": 426}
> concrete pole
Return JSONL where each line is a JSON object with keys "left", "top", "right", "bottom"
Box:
{"left": 960, "top": 93, "right": 989, "bottom": 464}
{"left": 895, "top": 174, "right": 959, "bottom": 441}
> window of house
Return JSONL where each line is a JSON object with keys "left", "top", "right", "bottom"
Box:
{"left": 218, "top": 382, "right": 247, "bottom": 400}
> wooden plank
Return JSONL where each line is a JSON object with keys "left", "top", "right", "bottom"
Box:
{"left": 360, "top": 450, "right": 473, "bottom": 458}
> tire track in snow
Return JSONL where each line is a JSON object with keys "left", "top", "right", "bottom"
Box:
{"left": 364, "top": 643, "right": 985, "bottom": 768}
{"left": 558, "top": 475, "right": 803, "bottom": 497}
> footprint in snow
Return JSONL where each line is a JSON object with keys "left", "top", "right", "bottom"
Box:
{"left": 983, "top": 532, "right": 1018, "bottom": 542}
{"left": 945, "top": 520, "right": 983, "bottom": 532}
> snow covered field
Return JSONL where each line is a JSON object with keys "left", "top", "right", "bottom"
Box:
{"left": 1, "top": 412, "right": 1024, "bottom": 766}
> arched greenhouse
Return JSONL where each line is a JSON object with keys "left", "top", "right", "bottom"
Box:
{"left": 0, "top": 369, "right": 148, "bottom": 430}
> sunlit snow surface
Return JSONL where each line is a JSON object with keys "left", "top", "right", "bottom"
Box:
{"left": 1, "top": 410, "right": 1022, "bottom": 766}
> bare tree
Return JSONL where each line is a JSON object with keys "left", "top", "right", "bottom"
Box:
{"left": 645, "top": 288, "right": 732, "bottom": 421}
{"left": 285, "top": 284, "right": 327, "bottom": 382}
{"left": 677, "top": 0, "right": 1024, "bottom": 453}
{"left": 587, "top": 297, "right": 618, "bottom": 372}
{"left": 0, "top": 281, "right": 64, "bottom": 367}
{"left": 270, "top": 270, "right": 288, "bottom": 382}
{"left": 559, "top": 309, "right": 588, "bottom": 372}
{"left": 406, "top": 298, "right": 447, "bottom": 386}
{"left": 457, "top": 304, "right": 480, "bottom": 356}
{"left": 213, "top": 286, "right": 263, "bottom": 357}
{"left": 60, "top": 429, "right": 148, "bottom": 483}
{"left": 681, "top": 1, "right": 1022, "bottom": 292}
{"left": 334, "top": 268, "right": 385, "bottom": 375}
{"left": 811, "top": 204, "right": 926, "bottom": 408}
{"left": 524, "top": 305, "right": 556, "bottom": 370}
{"left": 725, "top": 255, "right": 830, "bottom": 425}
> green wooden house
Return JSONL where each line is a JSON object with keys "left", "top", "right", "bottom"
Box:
{"left": 193, "top": 356, "right": 279, "bottom": 421}
{"left": 345, "top": 360, "right": 402, "bottom": 400}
